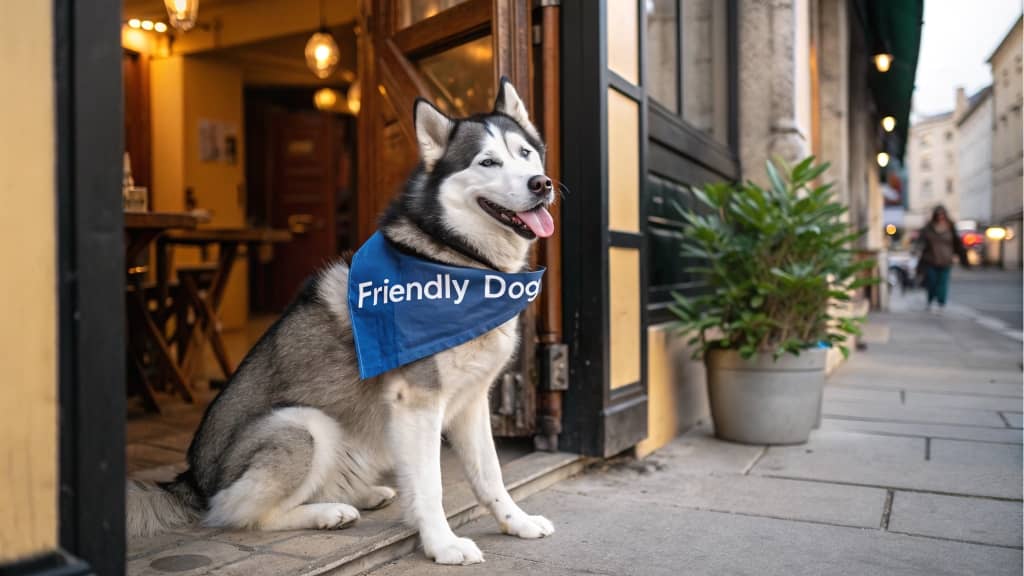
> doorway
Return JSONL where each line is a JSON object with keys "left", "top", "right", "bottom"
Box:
{"left": 246, "top": 88, "right": 358, "bottom": 313}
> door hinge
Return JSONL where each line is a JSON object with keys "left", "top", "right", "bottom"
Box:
{"left": 539, "top": 343, "right": 569, "bottom": 391}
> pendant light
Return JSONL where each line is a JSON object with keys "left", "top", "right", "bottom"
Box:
{"left": 164, "top": 0, "right": 199, "bottom": 32}
{"left": 313, "top": 87, "right": 340, "bottom": 111}
{"left": 305, "top": 0, "right": 340, "bottom": 79}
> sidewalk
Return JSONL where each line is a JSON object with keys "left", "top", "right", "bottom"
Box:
{"left": 372, "top": 297, "right": 1023, "bottom": 575}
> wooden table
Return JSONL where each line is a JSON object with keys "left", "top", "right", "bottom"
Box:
{"left": 124, "top": 212, "right": 202, "bottom": 412}
{"left": 157, "top": 228, "right": 292, "bottom": 385}
{"left": 124, "top": 211, "right": 200, "bottom": 261}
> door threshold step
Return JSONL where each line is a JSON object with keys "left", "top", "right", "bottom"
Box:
{"left": 306, "top": 451, "right": 584, "bottom": 576}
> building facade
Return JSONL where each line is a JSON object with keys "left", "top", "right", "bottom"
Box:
{"left": 1, "top": 0, "right": 921, "bottom": 573}
{"left": 957, "top": 87, "right": 994, "bottom": 224}
{"left": 989, "top": 16, "right": 1023, "bottom": 267}
{"left": 905, "top": 105, "right": 961, "bottom": 231}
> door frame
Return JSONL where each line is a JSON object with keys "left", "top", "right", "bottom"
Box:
{"left": 55, "top": 0, "right": 126, "bottom": 574}
{"left": 559, "top": 0, "right": 650, "bottom": 457}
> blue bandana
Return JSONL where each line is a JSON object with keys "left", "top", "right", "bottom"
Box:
{"left": 348, "top": 232, "right": 545, "bottom": 379}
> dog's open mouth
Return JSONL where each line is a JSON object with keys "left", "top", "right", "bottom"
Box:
{"left": 477, "top": 198, "right": 555, "bottom": 239}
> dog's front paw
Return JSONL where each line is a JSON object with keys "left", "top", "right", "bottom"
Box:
{"left": 501, "top": 512, "right": 555, "bottom": 539}
{"left": 424, "top": 535, "right": 484, "bottom": 565}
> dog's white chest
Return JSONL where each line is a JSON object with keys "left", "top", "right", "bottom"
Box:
{"left": 436, "top": 317, "right": 519, "bottom": 390}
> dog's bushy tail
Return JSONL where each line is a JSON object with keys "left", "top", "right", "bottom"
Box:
{"left": 127, "top": 473, "right": 203, "bottom": 538}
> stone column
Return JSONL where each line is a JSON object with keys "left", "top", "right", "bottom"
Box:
{"left": 739, "top": 0, "right": 809, "bottom": 183}
{"left": 815, "top": 0, "right": 850, "bottom": 211}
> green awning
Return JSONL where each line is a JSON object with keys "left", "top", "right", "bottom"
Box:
{"left": 856, "top": 0, "right": 924, "bottom": 161}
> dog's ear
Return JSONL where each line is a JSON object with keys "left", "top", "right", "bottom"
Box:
{"left": 493, "top": 77, "right": 540, "bottom": 141}
{"left": 414, "top": 98, "right": 452, "bottom": 171}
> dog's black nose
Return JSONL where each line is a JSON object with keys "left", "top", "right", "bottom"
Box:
{"left": 529, "top": 175, "right": 553, "bottom": 196}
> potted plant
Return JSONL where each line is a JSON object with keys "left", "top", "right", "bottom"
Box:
{"left": 670, "top": 157, "right": 872, "bottom": 445}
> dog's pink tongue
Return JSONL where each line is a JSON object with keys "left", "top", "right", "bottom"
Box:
{"left": 517, "top": 207, "right": 555, "bottom": 238}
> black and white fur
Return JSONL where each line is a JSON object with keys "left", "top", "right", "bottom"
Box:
{"left": 128, "top": 79, "right": 555, "bottom": 565}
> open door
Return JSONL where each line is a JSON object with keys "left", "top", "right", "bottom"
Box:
{"left": 355, "top": 0, "right": 537, "bottom": 436}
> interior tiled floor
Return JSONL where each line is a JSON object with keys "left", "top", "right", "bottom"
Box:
{"left": 126, "top": 315, "right": 277, "bottom": 475}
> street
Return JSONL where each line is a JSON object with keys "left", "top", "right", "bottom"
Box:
{"left": 371, "top": 292, "right": 1023, "bottom": 576}
{"left": 950, "top": 267, "right": 1023, "bottom": 330}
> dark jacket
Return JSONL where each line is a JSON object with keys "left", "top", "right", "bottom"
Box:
{"left": 918, "top": 223, "right": 967, "bottom": 268}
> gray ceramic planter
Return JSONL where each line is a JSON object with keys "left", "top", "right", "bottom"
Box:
{"left": 706, "top": 348, "right": 827, "bottom": 445}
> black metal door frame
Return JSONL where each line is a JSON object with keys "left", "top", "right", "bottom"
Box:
{"left": 559, "top": 0, "right": 650, "bottom": 457}
{"left": 55, "top": 0, "right": 126, "bottom": 574}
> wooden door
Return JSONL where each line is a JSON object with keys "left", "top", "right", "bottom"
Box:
{"left": 268, "top": 109, "right": 337, "bottom": 310}
{"left": 355, "top": 0, "right": 535, "bottom": 436}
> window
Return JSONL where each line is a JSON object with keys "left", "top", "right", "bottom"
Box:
{"left": 398, "top": 0, "right": 471, "bottom": 28}
{"left": 643, "top": 0, "right": 730, "bottom": 145}
{"left": 681, "top": 0, "right": 729, "bottom": 142}
{"left": 946, "top": 178, "right": 953, "bottom": 195}
{"left": 922, "top": 179, "right": 932, "bottom": 199}
{"left": 417, "top": 36, "right": 495, "bottom": 117}
{"left": 921, "top": 155, "right": 931, "bottom": 171}
{"left": 920, "top": 135, "right": 930, "bottom": 148}
{"left": 646, "top": 0, "right": 678, "bottom": 113}
{"left": 944, "top": 131, "right": 953, "bottom": 142}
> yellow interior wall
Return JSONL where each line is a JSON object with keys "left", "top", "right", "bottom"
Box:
{"left": 0, "top": 0, "right": 58, "bottom": 561}
{"left": 151, "top": 56, "right": 186, "bottom": 213}
{"left": 151, "top": 55, "right": 249, "bottom": 329}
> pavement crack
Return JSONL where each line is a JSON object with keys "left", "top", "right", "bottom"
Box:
{"left": 997, "top": 411, "right": 1013, "bottom": 428}
{"left": 924, "top": 437, "right": 931, "bottom": 461}
{"left": 880, "top": 490, "right": 894, "bottom": 530}
{"left": 743, "top": 446, "right": 768, "bottom": 475}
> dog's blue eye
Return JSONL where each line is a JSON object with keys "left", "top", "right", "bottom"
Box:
{"left": 479, "top": 158, "right": 501, "bottom": 167}
{"left": 520, "top": 148, "right": 531, "bottom": 159}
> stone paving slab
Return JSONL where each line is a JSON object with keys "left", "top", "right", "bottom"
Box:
{"left": 642, "top": 430, "right": 764, "bottom": 474}
{"left": 820, "top": 418, "right": 1024, "bottom": 444}
{"left": 904, "top": 391, "right": 1023, "bottom": 412}
{"left": 372, "top": 489, "right": 1022, "bottom": 576}
{"left": 829, "top": 377, "right": 1023, "bottom": 398}
{"left": 822, "top": 400, "right": 1006, "bottom": 427}
{"left": 751, "top": 429, "right": 1021, "bottom": 499}
{"left": 822, "top": 387, "right": 902, "bottom": 405}
{"left": 888, "top": 492, "right": 1023, "bottom": 548}
{"left": 553, "top": 469, "right": 888, "bottom": 529}
{"left": 929, "top": 438, "right": 1023, "bottom": 470}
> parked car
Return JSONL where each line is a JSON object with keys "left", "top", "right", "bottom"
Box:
{"left": 958, "top": 228, "right": 985, "bottom": 266}
{"left": 887, "top": 251, "right": 919, "bottom": 293}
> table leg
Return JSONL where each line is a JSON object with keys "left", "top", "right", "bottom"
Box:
{"left": 206, "top": 243, "right": 239, "bottom": 379}
{"left": 132, "top": 288, "right": 194, "bottom": 403}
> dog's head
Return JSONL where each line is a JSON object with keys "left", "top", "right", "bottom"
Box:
{"left": 410, "top": 78, "right": 554, "bottom": 255}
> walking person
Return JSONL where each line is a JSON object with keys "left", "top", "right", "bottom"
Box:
{"left": 916, "top": 205, "right": 967, "bottom": 313}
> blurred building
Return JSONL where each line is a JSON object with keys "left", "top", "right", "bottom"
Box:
{"left": 988, "top": 16, "right": 1023, "bottom": 267}
{"left": 905, "top": 90, "right": 967, "bottom": 231}
{"left": 956, "top": 86, "right": 993, "bottom": 224}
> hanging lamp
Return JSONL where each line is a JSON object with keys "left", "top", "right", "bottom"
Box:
{"left": 305, "top": 0, "right": 340, "bottom": 79}
{"left": 163, "top": 0, "right": 199, "bottom": 32}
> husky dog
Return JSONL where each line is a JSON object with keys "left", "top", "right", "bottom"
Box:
{"left": 128, "top": 79, "right": 556, "bottom": 565}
